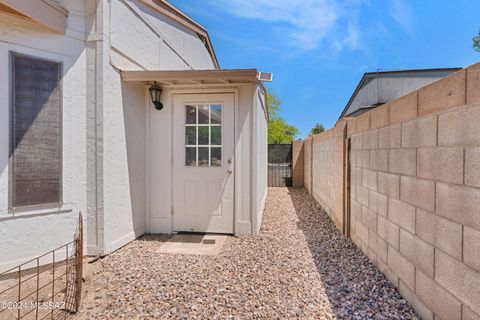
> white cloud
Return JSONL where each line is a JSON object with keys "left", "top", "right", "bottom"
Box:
{"left": 212, "top": 0, "right": 338, "bottom": 50}
{"left": 333, "top": 22, "right": 360, "bottom": 52}
{"left": 209, "top": 0, "right": 414, "bottom": 52}
{"left": 389, "top": 0, "right": 414, "bottom": 35}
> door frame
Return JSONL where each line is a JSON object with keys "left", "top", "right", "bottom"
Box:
{"left": 171, "top": 91, "right": 236, "bottom": 234}
{"left": 145, "top": 87, "right": 240, "bottom": 235}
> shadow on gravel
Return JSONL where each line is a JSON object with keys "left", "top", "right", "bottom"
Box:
{"left": 288, "top": 188, "right": 420, "bottom": 320}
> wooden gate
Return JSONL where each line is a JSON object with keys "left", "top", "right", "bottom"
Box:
{"left": 268, "top": 144, "right": 293, "bottom": 187}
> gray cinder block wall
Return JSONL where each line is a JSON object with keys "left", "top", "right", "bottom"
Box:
{"left": 302, "top": 62, "right": 480, "bottom": 320}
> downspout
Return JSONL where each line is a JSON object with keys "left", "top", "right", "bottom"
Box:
{"left": 95, "top": 0, "right": 108, "bottom": 258}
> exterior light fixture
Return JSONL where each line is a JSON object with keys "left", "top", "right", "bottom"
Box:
{"left": 149, "top": 82, "right": 163, "bottom": 110}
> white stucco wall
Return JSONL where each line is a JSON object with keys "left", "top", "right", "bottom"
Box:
{"left": 99, "top": 0, "right": 217, "bottom": 254}
{"left": 252, "top": 87, "right": 268, "bottom": 233}
{"left": 109, "top": 0, "right": 215, "bottom": 71}
{"left": 0, "top": 1, "right": 88, "bottom": 272}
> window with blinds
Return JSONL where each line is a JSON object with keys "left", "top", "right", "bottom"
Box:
{"left": 10, "top": 53, "right": 62, "bottom": 208}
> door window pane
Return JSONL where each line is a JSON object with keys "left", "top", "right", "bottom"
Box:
{"left": 198, "top": 105, "right": 209, "bottom": 124}
{"left": 211, "top": 105, "right": 222, "bottom": 124}
{"left": 198, "top": 147, "right": 209, "bottom": 166}
{"left": 186, "top": 147, "right": 196, "bottom": 166}
{"left": 185, "top": 126, "right": 196, "bottom": 145}
{"left": 211, "top": 147, "right": 221, "bottom": 166}
{"left": 186, "top": 105, "right": 196, "bottom": 124}
{"left": 211, "top": 126, "right": 221, "bottom": 145}
{"left": 198, "top": 126, "right": 209, "bottom": 145}
{"left": 185, "top": 104, "right": 223, "bottom": 167}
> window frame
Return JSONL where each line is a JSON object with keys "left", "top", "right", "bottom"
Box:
{"left": 8, "top": 51, "right": 64, "bottom": 211}
{"left": 184, "top": 103, "right": 223, "bottom": 167}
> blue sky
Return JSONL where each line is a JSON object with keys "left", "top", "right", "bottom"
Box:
{"left": 170, "top": 0, "right": 480, "bottom": 138}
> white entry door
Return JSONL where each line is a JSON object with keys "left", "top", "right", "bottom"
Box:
{"left": 173, "top": 93, "right": 235, "bottom": 233}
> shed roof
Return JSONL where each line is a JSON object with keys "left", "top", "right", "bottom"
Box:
{"left": 339, "top": 67, "right": 461, "bottom": 119}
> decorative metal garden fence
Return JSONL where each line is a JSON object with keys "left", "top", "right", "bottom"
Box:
{"left": 0, "top": 212, "right": 83, "bottom": 319}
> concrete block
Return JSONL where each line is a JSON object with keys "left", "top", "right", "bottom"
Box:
{"left": 418, "top": 69, "right": 466, "bottom": 116}
{"left": 357, "top": 112, "right": 370, "bottom": 133}
{"left": 346, "top": 117, "right": 358, "bottom": 136}
{"left": 466, "top": 63, "right": 480, "bottom": 104}
{"left": 370, "top": 149, "right": 389, "bottom": 172}
{"left": 351, "top": 133, "right": 362, "bottom": 150}
{"left": 465, "top": 147, "right": 480, "bottom": 188}
{"left": 292, "top": 140, "right": 305, "bottom": 188}
{"left": 366, "top": 248, "right": 378, "bottom": 264}
{"left": 349, "top": 150, "right": 356, "bottom": 168}
{"left": 464, "top": 226, "right": 480, "bottom": 273}
{"left": 360, "top": 236, "right": 369, "bottom": 254}
{"left": 401, "top": 115, "right": 437, "bottom": 148}
{"left": 357, "top": 185, "right": 370, "bottom": 206}
{"left": 350, "top": 198, "right": 362, "bottom": 220}
{"left": 436, "top": 183, "right": 480, "bottom": 231}
{"left": 368, "top": 230, "right": 388, "bottom": 263}
{"left": 415, "top": 269, "right": 462, "bottom": 320}
{"left": 350, "top": 216, "right": 356, "bottom": 234}
{"left": 387, "top": 246, "right": 415, "bottom": 290}
{"left": 389, "top": 91, "right": 418, "bottom": 124}
{"left": 388, "top": 198, "right": 416, "bottom": 233}
{"left": 379, "top": 124, "right": 401, "bottom": 149}
{"left": 335, "top": 119, "right": 347, "bottom": 138}
{"left": 335, "top": 137, "right": 345, "bottom": 155}
{"left": 370, "top": 104, "right": 390, "bottom": 129}
{"left": 398, "top": 280, "right": 434, "bottom": 320}
{"left": 463, "top": 305, "right": 480, "bottom": 320}
{"left": 353, "top": 167, "right": 362, "bottom": 185}
{"left": 362, "top": 168, "right": 377, "bottom": 190}
{"left": 400, "top": 176, "right": 435, "bottom": 212}
{"left": 389, "top": 149, "right": 416, "bottom": 176}
{"left": 377, "top": 172, "right": 400, "bottom": 199}
{"left": 363, "top": 129, "right": 379, "bottom": 149}
{"left": 357, "top": 150, "right": 370, "bottom": 168}
{"left": 416, "top": 208, "right": 462, "bottom": 260}
{"left": 356, "top": 219, "right": 369, "bottom": 244}
{"left": 362, "top": 206, "right": 378, "bottom": 231}
{"left": 369, "top": 190, "right": 388, "bottom": 217}
{"left": 399, "top": 229, "right": 434, "bottom": 277}
{"left": 377, "top": 258, "right": 399, "bottom": 288}
{"left": 417, "top": 147, "right": 464, "bottom": 185}
{"left": 438, "top": 103, "right": 480, "bottom": 146}
{"left": 378, "top": 215, "right": 400, "bottom": 250}
{"left": 435, "top": 250, "right": 480, "bottom": 315}
{"left": 351, "top": 230, "right": 362, "bottom": 248}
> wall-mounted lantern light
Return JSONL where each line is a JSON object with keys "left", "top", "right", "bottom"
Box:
{"left": 149, "top": 82, "right": 163, "bottom": 110}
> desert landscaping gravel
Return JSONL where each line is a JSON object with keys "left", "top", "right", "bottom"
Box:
{"left": 76, "top": 188, "right": 419, "bottom": 319}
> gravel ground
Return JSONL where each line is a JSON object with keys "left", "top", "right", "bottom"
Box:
{"left": 75, "top": 188, "right": 419, "bottom": 319}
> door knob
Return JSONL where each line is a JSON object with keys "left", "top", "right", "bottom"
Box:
{"left": 227, "top": 169, "right": 233, "bottom": 174}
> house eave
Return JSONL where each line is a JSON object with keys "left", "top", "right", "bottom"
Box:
{"left": 140, "top": 0, "right": 220, "bottom": 70}
{"left": 0, "top": 0, "right": 68, "bottom": 34}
